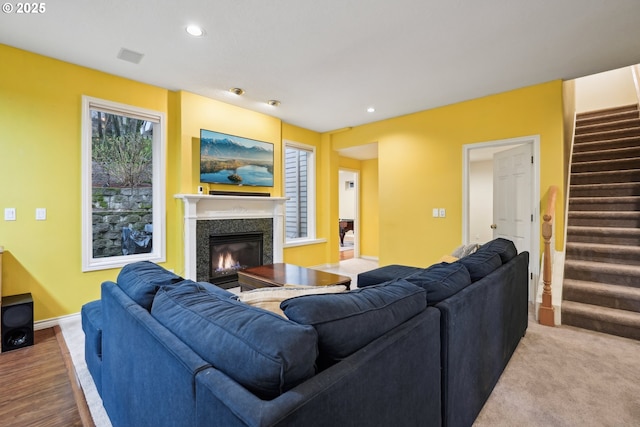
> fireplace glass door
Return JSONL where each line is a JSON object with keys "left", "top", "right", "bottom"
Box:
{"left": 209, "top": 233, "right": 263, "bottom": 287}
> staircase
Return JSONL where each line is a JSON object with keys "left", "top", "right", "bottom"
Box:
{"left": 562, "top": 103, "right": 640, "bottom": 340}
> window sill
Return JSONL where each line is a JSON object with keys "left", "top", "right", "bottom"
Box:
{"left": 284, "top": 238, "right": 327, "bottom": 248}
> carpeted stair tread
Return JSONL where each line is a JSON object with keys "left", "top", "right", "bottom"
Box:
{"left": 566, "top": 242, "right": 640, "bottom": 266}
{"left": 562, "top": 301, "right": 640, "bottom": 340}
{"left": 575, "top": 117, "right": 640, "bottom": 135}
{"left": 569, "top": 182, "right": 640, "bottom": 197}
{"left": 568, "top": 211, "right": 640, "bottom": 220}
{"left": 563, "top": 279, "right": 640, "bottom": 312}
{"left": 577, "top": 109, "right": 640, "bottom": 127}
{"left": 576, "top": 104, "right": 639, "bottom": 120}
{"left": 570, "top": 169, "right": 640, "bottom": 185}
{"left": 570, "top": 157, "right": 640, "bottom": 173}
{"left": 568, "top": 195, "right": 640, "bottom": 212}
{"left": 567, "top": 211, "right": 640, "bottom": 228}
{"left": 572, "top": 145, "right": 640, "bottom": 162}
{"left": 573, "top": 135, "right": 640, "bottom": 153}
{"left": 564, "top": 259, "right": 640, "bottom": 287}
{"left": 566, "top": 227, "right": 640, "bottom": 246}
{"left": 574, "top": 126, "right": 640, "bottom": 144}
{"left": 567, "top": 225, "right": 640, "bottom": 237}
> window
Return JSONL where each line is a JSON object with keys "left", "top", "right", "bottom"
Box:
{"left": 81, "top": 96, "right": 166, "bottom": 271}
{"left": 284, "top": 141, "right": 316, "bottom": 243}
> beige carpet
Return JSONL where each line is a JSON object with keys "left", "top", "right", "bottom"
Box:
{"left": 475, "top": 308, "right": 640, "bottom": 426}
{"left": 59, "top": 259, "right": 640, "bottom": 426}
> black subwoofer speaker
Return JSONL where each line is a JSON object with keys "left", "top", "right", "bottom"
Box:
{"left": 2, "top": 293, "right": 34, "bottom": 352}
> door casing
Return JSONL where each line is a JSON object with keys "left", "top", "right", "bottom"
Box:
{"left": 463, "top": 135, "right": 540, "bottom": 301}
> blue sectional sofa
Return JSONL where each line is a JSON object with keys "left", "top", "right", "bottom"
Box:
{"left": 82, "top": 262, "right": 442, "bottom": 427}
{"left": 82, "top": 237, "right": 528, "bottom": 427}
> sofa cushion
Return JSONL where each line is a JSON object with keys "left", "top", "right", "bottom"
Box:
{"left": 476, "top": 238, "right": 518, "bottom": 264}
{"left": 357, "top": 264, "right": 423, "bottom": 287}
{"left": 151, "top": 281, "right": 318, "bottom": 400}
{"left": 281, "top": 279, "right": 426, "bottom": 368}
{"left": 457, "top": 251, "right": 502, "bottom": 282}
{"left": 404, "top": 262, "right": 472, "bottom": 305}
{"left": 117, "top": 261, "right": 185, "bottom": 310}
{"left": 237, "top": 285, "right": 347, "bottom": 317}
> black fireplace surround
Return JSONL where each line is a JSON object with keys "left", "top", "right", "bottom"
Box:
{"left": 196, "top": 218, "right": 273, "bottom": 286}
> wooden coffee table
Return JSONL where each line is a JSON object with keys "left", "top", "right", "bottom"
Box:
{"left": 238, "top": 263, "right": 351, "bottom": 292}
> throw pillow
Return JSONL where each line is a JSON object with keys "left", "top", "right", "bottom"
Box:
{"left": 451, "top": 243, "right": 481, "bottom": 258}
{"left": 281, "top": 279, "right": 426, "bottom": 369}
{"left": 457, "top": 251, "right": 502, "bottom": 282}
{"left": 237, "top": 285, "right": 347, "bottom": 317}
{"left": 404, "top": 262, "right": 471, "bottom": 305}
{"left": 117, "top": 261, "right": 185, "bottom": 310}
{"left": 151, "top": 281, "right": 318, "bottom": 400}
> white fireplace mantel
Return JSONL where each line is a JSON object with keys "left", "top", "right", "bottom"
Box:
{"left": 175, "top": 194, "right": 287, "bottom": 280}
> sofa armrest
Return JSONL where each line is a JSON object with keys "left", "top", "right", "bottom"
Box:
{"left": 195, "top": 307, "right": 442, "bottom": 427}
{"left": 436, "top": 251, "right": 529, "bottom": 427}
{"left": 101, "top": 281, "right": 211, "bottom": 427}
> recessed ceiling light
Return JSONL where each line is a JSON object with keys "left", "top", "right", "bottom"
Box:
{"left": 267, "top": 100, "right": 281, "bottom": 107}
{"left": 229, "top": 87, "right": 245, "bottom": 96}
{"left": 186, "top": 25, "right": 205, "bottom": 37}
{"left": 367, "top": 107, "right": 376, "bottom": 113}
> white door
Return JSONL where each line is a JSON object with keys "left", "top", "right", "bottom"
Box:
{"left": 493, "top": 144, "right": 533, "bottom": 288}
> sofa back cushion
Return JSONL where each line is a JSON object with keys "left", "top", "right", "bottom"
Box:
{"left": 404, "top": 262, "right": 472, "bottom": 305}
{"left": 281, "top": 279, "right": 426, "bottom": 369}
{"left": 151, "top": 281, "right": 318, "bottom": 400}
{"left": 117, "top": 261, "right": 186, "bottom": 310}
{"left": 458, "top": 251, "right": 502, "bottom": 282}
{"left": 476, "top": 238, "right": 518, "bottom": 264}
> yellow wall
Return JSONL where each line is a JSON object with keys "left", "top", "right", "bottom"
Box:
{"left": 331, "top": 81, "right": 565, "bottom": 267}
{"left": 360, "top": 159, "right": 379, "bottom": 258}
{"left": 0, "top": 44, "right": 173, "bottom": 320}
{"left": 0, "top": 43, "right": 566, "bottom": 321}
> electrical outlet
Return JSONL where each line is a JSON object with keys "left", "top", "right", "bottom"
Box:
{"left": 4, "top": 208, "right": 16, "bottom": 221}
{"left": 439, "top": 208, "right": 446, "bottom": 218}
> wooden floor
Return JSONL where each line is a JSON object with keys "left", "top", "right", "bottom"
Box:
{"left": 339, "top": 249, "right": 354, "bottom": 260}
{"left": 0, "top": 327, "right": 93, "bottom": 427}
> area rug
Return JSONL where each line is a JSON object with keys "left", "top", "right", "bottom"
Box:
{"left": 58, "top": 315, "right": 112, "bottom": 427}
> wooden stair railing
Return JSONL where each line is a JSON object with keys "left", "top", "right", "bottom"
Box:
{"left": 539, "top": 185, "right": 558, "bottom": 326}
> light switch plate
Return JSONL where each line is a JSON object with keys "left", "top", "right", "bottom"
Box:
{"left": 432, "top": 208, "right": 439, "bottom": 218}
{"left": 35, "top": 208, "right": 46, "bottom": 220}
{"left": 4, "top": 208, "right": 16, "bottom": 221}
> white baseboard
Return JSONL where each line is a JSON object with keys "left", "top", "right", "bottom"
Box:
{"left": 34, "top": 312, "right": 80, "bottom": 331}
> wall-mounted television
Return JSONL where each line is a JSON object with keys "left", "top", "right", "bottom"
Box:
{"left": 200, "top": 129, "right": 274, "bottom": 187}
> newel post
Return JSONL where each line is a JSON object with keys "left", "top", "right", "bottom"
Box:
{"left": 538, "top": 214, "right": 555, "bottom": 326}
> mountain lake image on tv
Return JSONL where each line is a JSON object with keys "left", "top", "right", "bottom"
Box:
{"left": 200, "top": 129, "right": 274, "bottom": 187}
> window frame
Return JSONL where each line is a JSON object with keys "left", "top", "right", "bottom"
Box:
{"left": 283, "top": 140, "right": 318, "bottom": 246}
{"left": 81, "top": 96, "right": 166, "bottom": 271}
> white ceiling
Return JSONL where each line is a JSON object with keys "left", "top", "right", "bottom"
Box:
{"left": 2, "top": 0, "right": 640, "bottom": 135}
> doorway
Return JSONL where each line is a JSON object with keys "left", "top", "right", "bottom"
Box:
{"left": 339, "top": 169, "right": 359, "bottom": 260}
{"left": 463, "top": 136, "right": 540, "bottom": 301}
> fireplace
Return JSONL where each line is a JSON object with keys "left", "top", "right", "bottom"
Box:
{"left": 209, "top": 232, "right": 263, "bottom": 288}
{"left": 175, "top": 194, "right": 287, "bottom": 283}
